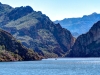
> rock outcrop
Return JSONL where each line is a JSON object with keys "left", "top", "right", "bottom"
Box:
{"left": 69, "top": 21, "right": 100, "bottom": 57}
{"left": 0, "top": 29, "right": 41, "bottom": 61}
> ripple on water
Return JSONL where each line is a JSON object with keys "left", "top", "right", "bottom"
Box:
{"left": 0, "top": 58, "right": 100, "bottom": 75}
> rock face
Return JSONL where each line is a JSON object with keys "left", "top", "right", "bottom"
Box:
{"left": 0, "top": 2, "right": 12, "bottom": 14}
{"left": 0, "top": 2, "right": 75, "bottom": 58}
{"left": 0, "top": 29, "right": 41, "bottom": 61}
{"left": 54, "top": 12, "right": 100, "bottom": 37}
{"left": 69, "top": 21, "right": 100, "bottom": 57}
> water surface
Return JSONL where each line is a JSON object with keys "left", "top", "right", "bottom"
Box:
{"left": 0, "top": 58, "right": 100, "bottom": 75}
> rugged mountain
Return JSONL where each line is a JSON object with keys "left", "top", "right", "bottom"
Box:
{"left": 0, "top": 2, "right": 13, "bottom": 14}
{"left": 68, "top": 21, "right": 100, "bottom": 57}
{"left": 0, "top": 29, "right": 41, "bottom": 61}
{"left": 0, "top": 2, "right": 75, "bottom": 58}
{"left": 54, "top": 12, "right": 100, "bottom": 37}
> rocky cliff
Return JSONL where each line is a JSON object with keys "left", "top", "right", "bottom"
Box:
{"left": 0, "top": 2, "right": 75, "bottom": 58}
{"left": 0, "top": 29, "right": 41, "bottom": 61}
{"left": 69, "top": 21, "right": 100, "bottom": 57}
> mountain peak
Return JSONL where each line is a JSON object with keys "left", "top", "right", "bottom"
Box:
{"left": 91, "top": 12, "right": 98, "bottom": 15}
{"left": 20, "top": 5, "right": 34, "bottom": 12}
{"left": 8, "top": 5, "right": 34, "bottom": 20}
{"left": 0, "top": 2, "right": 75, "bottom": 58}
{"left": 0, "top": 2, "right": 13, "bottom": 14}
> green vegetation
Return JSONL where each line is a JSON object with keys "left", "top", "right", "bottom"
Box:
{"left": 0, "top": 50, "right": 22, "bottom": 61}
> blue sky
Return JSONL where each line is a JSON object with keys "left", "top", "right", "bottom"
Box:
{"left": 0, "top": 0, "right": 100, "bottom": 21}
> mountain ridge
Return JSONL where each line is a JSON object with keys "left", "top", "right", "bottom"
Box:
{"left": 54, "top": 12, "right": 100, "bottom": 37}
{"left": 0, "top": 2, "right": 75, "bottom": 58}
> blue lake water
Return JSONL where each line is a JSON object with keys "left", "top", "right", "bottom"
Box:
{"left": 0, "top": 58, "right": 100, "bottom": 75}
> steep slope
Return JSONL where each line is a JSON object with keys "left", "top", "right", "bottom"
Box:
{"left": 54, "top": 12, "right": 100, "bottom": 37}
{"left": 0, "top": 2, "right": 13, "bottom": 14}
{"left": 0, "top": 29, "right": 41, "bottom": 61}
{"left": 0, "top": 2, "right": 75, "bottom": 58}
{"left": 0, "top": 2, "right": 13, "bottom": 26}
{"left": 69, "top": 21, "right": 100, "bottom": 57}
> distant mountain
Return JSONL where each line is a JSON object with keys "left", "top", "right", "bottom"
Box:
{"left": 0, "top": 29, "right": 40, "bottom": 61}
{"left": 0, "top": 2, "right": 75, "bottom": 58}
{"left": 54, "top": 12, "right": 100, "bottom": 37}
{"left": 68, "top": 21, "right": 100, "bottom": 57}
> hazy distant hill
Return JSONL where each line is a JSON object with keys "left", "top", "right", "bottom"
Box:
{"left": 68, "top": 21, "right": 100, "bottom": 57}
{"left": 54, "top": 12, "right": 100, "bottom": 37}
{"left": 0, "top": 2, "right": 75, "bottom": 58}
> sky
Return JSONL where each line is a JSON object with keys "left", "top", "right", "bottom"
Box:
{"left": 0, "top": 0, "right": 100, "bottom": 21}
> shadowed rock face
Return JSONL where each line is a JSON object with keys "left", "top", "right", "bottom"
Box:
{"left": 69, "top": 21, "right": 100, "bottom": 57}
{"left": 0, "top": 2, "right": 75, "bottom": 58}
{"left": 0, "top": 29, "right": 41, "bottom": 61}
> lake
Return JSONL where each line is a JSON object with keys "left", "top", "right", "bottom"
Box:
{"left": 0, "top": 58, "right": 100, "bottom": 75}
